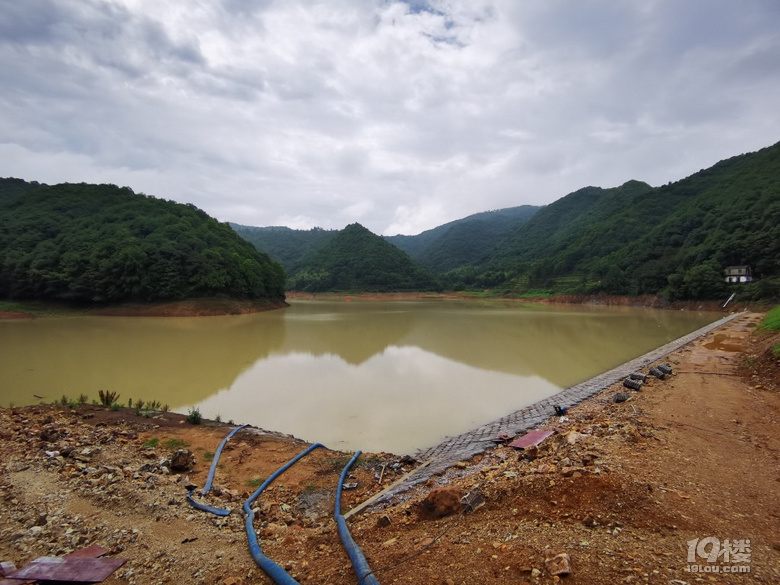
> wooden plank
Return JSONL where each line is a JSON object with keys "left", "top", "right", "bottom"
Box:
{"left": 6, "top": 557, "right": 126, "bottom": 583}
{"left": 344, "top": 458, "right": 435, "bottom": 520}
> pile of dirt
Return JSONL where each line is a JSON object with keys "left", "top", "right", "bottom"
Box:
{"left": 1, "top": 312, "right": 778, "bottom": 584}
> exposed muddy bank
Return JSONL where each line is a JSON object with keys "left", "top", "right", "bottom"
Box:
{"left": 0, "top": 297, "right": 288, "bottom": 319}
{"left": 287, "top": 290, "right": 768, "bottom": 313}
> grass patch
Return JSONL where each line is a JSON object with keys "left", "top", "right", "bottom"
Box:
{"left": 758, "top": 306, "right": 780, "bottom": 332}
{"left": 203, "top": 451, "right": 215, "bottom": 461}
{"left": 246, "top": 476, "right": 266, "bottom": 489}
{"left": 163, "top": 438, "right": 189, "bottom": 450}
{"left": 758, "top": 306, "right": 780, "bottom": 356}
{"left": 143, "top": 437, "right": 160, "bottom": 448}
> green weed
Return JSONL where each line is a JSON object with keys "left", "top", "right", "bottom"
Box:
{"left": 163, "top": 438, "right": 189, "bottom": 450}
{"left": 186, "top": 407, "right": 202, "bottom": 425}
{"left": 246, "top": 477, "right": 266, "bottom": 489}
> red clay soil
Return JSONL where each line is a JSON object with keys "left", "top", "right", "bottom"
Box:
{"left": 87, "top": 298, "right": 288, "bottom": 317}
{"left": 0, "top": 310, "right": 34, "bottom": 319}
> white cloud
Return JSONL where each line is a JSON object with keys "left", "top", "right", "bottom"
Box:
{"left": 2, "top": 0, "right": 779, "bottom": 235}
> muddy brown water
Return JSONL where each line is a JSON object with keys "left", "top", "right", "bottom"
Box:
{"left": 0, "top": 300, "right": 719, "bottom": 454}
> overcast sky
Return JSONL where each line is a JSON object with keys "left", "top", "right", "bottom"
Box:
{"left": 2, "top": 0, "right": 779, "bottom": 235}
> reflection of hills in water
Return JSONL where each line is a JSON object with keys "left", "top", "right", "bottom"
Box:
{"left": 279, "top": 301, "right": 717, "bottom": 388}
{"left": 0, "top": 313, "right": 286, "bottom": 408}
{"left": 278, "top": 301, "right": 416, "bottom": 365}
{"left": 1, "top": 301, "right": 718, "bottom": 414}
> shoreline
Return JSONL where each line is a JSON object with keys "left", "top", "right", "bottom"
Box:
{"left": 1, "top": 311, "right": 778, "bottom": 583}
{"left": 376, "top": 312, "right": 744, "bottom": 499}
{"left": 0, "top": 297, "right": 288, "bottom": 319}
{"left": 3, "top": 291, "right": 770, "bottom": 320}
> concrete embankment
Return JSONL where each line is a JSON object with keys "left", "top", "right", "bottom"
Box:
{"left": 376, "top": 312, "right": 743, "bottom": 502}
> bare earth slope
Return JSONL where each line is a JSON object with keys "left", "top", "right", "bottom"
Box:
{"left": 0, "top": 311, "right": 778, "bottom": 584}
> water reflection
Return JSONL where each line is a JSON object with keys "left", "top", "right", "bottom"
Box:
{"left": 0, "top": 314, "right": 285, "bottom": 407}
{"left": 0, "top": 300, "right": 718, "bottom": 453}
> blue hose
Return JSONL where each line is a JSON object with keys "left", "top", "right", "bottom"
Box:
{"left": 335, "top": 451, "right": 381, "bottom": 585}
{"left": 186, "top": 424, "right": 248, "bottom": 517}
{"left": 204, "top": 424, "right": 248, "bottom": 494}
{"left": 243, "top": 443, "right": 325, "bottom": 585}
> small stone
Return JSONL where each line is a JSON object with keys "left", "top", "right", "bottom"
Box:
{"left": 531, "top": 568, "right": 542, "bottom": 578}
{"left": 544, "top": 552, "right": 572, "bottom": 576}
{"left": 377, "top": 515, "right": 392, "bottom": 528}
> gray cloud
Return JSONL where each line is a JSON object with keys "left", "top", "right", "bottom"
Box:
{"left": 1, "top": 0, "right": 779, "bottom": 235}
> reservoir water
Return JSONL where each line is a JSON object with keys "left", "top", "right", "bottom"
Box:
{"left": 0, "top": 300, "right": 719, "bottom": 454}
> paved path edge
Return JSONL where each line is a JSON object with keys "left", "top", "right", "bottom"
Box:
{"left": 376, "top": 312, "right": 743, "bottom": 504}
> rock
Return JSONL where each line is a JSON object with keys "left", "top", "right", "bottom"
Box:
{"left": 522, "top": 444, "right": 539, "bottom": 461}
{"left": 420, "top": 488, "right": 464, "bottom": 518}
{"left": 170, "top": 449, "right": 195, "bottom": 472}
{"left": 544, "top": 552, "right": 572, "bottom": 576}
{"left": 377, "top": 515, "right": 392, "bottom": 528}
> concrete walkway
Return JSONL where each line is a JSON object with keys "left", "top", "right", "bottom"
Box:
{"left": 375, "top": 312, "right": 742, "bottom": 503}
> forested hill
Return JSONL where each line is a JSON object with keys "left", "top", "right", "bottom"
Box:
{"left": 476, "top": 141, "right": 780, "bottom": 299}
{"left": 286, "top": 223, "right": 440, "bottom": 292}
{"left": 384, "top": 205, "right": 539, "bottom": 272}
{"left": 0, "top": 180, "right": 286, "bottom": 303}
{"left": 229, "top": 224, "right": 337, "bottom": 272}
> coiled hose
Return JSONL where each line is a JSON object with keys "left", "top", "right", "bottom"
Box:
{"left": 243, "top": 443, "right": 325, "bottom": 585}
{"left": 335, "top": 451, "right": 381, "bottom": 585}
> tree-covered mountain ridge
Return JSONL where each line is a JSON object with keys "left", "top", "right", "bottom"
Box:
{"left": 238, "top": 141, "right": 779, "bottom": 300}
{"left": 0, "top": 179, "right": 286, "bottom": 304}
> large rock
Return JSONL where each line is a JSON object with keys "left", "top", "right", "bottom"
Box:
{"left": 170, "top": 449, "right": 195, "bottom": 472}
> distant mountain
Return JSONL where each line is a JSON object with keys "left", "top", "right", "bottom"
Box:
{"left": 287, "top": 223, "right": 440, "bottom": 292}
{"left": 229, "top": 224, "right": 337, "bottom": 272}
{"left": 482, "top": 142, "right": 780, "bottom": 299}
{"left": 385, "top": 205, "right": 539, "bottom": 272}
{"left": 232, "top": 142, "right": 779, "bottom": 300}
{"left": 0, "top": 179, "right": 286, "bottom": 303}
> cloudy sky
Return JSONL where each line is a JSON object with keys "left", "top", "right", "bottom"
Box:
{"left": 2, "top": 0, "right": 779, "bottom": 235}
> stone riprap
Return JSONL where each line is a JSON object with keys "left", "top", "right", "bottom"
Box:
{"left": 377, "top": 312, "right": 742, "bottom": 503}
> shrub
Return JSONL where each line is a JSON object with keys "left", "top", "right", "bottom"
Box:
{"left": 99, "top": 390, "right": 120, "bottom": 407}
{"left": 186, "top": 407, "right": 202, "bottom": 425}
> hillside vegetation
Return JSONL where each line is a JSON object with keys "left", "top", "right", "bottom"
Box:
{"left": 229, "top": 224, "right": 337, "bottom": 272}
{"left": 0, "top": 179, "right": 286, "bottom": 303}
{"left": 475, "top": 142, "right": 780, "bottom": 300}
{"left": 235, "top": 141, "right": 779, "bottom": 300}
{"left": 287, "top": 223, "right": 440, "bottom": 293}
{"left": 386, "top": 205, "right": 539, "bottom": 272}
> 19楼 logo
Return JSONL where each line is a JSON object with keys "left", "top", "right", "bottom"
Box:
{"left": 686, "top": 537, "right": 751, "bottom": 574}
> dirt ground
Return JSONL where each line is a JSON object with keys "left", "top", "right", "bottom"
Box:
{"left": 0, "top": 311, "right": 778, "bottom": 585}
